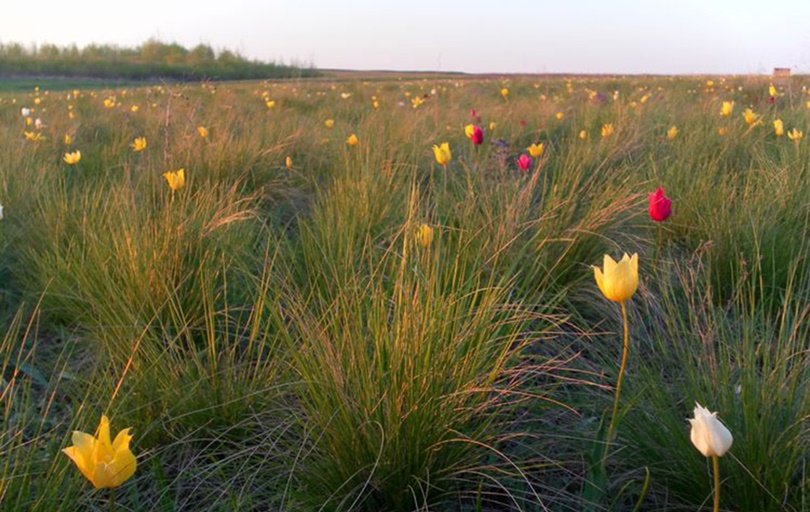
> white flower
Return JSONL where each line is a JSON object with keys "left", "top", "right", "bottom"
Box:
{"left": 35, "top": 118, "right": 43, "bottom": 129}
{"left": 689, "top": 403, "right": 733, "bottom": 458}
{"left": 21, "top": 107, "right": 31, "bottom": 117}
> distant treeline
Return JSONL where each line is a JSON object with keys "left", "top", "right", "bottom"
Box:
{"left": 0, "top": 40, "right": 319, "bottom": 81}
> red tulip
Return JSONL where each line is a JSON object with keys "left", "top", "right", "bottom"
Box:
{"left": 517, "top": 153, "right": 532, "bottom": 172}
{"left": 648, "top": 187, "right": 672, "bottom": 222}
{"left": 470, "top": 125, "right": 484, "bottom": 145}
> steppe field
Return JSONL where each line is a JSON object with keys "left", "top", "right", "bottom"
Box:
{"left": 1, "top": 74, "right": 809, "bottom": 511}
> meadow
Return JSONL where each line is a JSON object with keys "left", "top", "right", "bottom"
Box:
{"left": 0, "top": 73, "right": 809, "bottom": 511}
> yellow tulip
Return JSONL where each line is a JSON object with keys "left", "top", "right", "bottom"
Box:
{"left": 64, "top": 134, "right": 73, "bottom": 145}
{"left": 62, "top": 415, "right": 137, "bottom": 489}
{"left": 488, "top": 121, "right": 497, "bottom": 132}
{"left": 131, "top": 137, "right": 147, "bottom": 152}
{"left": 579, "top": 130, "right": 587, "bottom": 140}
{"left": 163, "top": 168, "right": 185, "bottom": 191}
{"left": 464, "top": 124, "right": 476, "bottom": 139}
{"left": 768, "top": 84, "right": 777, "bottom": 97}
{"left": 667, "top": 126, "right": 679, "bottom": 140}
{"left": 416, "top": 223, "right": 434, "bottom": 248}
{"left": 720, "top": 101, "right": 734, "bottom": 117}
{"left": 593, "top": 253, "right": 638, "bottom": 303}
{"left": 285, "top": 156, "right": 293, "bottom": 169}
{"left": 197, "top": 126, "right": 209, "bottom": 139}
{"left": 266, "top": 100, "right": 276, "bottom": 109}
{"left": 555, "top": 112, "right": 564, "bottom": 120}
{"left": 63, "top": 151, "right": 82, "bottom": 165}
{"left": 718, "top": 127, "right": 728, "bottom": 136}
{"left": 787, "top": 128, "right": 803, "bottom": 141}
{"left": 130, "top": 105, "right": 139, "bottom": 113}
{"left": 773, "top": 119, "right": 784, "bottom": 137}
{"left": 527, "top": 143, "right": 545, "bottom": 158}
{"left": 601, "top": 123, "right": 615, "bottom": 138}
{"left": 346, "top": 134, "right": 359, "bottom": 146}
{"left": 324, "top": 119, "right": 335, "bottom": 128}
{"left": 432, "top": 142, "right": 452, "bottom": 167}
{"left": 501, "top": 87, "right": 509, "bottom": 100}
{"left": 24, "top": 131, "right": 42, "bottom": 142}
{"left": 743, "top": 108, "right": 758, "bottom": 126}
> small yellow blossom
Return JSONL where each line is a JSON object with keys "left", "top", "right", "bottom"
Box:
{"left": 266, "top": 100, "right": 276, "bottom": 109}
{"left": 555, "top": 112, "right": 564, "bottom": 120}
{"left": 346, "top": 133, "right": 359, "bottom": 146}
{"left": 769, "top": 84, "right": 777, "bottom": 97}
{"left": 64, "top": 134, "right": 72, "bottom": 145}
{"left": 601, "top": 123, "right": 615, "bottom": 138}
{"left": 24, "top": 131, "right": 42, "bottom": 142}
{"left": 718, "top": 127, "right": 728, "bottom": 136}
{"left": 197, "top": 126, "right": 209, "bottom": 139}
{"left": 416, "top": 223, "right": 434, "bottom": 248}
{"left": 743, "top": 108, "right": 758, "bottom": 126}
{"left": 324, "top": 119, "right": 335, "bottom": 128}
{"left": 285, "top": 156, "right": 293, "bottom": 169}
{"left": 432, "top": 142, "right": 452, "bottom": 167}
{"left": 63, "top": 151, "right": 82, "bottom": 165}
{"left": 130, "top": 105, "right": 139, "bottom": 113}
{"left": 667, "top": 125, "right": 679, "bottom": 140}
{"left": 787, "top": 128, "right": 803, "bottom": 141}
{"left": 501, "top": 87, "right": 509, "bottom": 100}
{"left": 131, "top": 137, "right": 147, "bottom": 152}
{"left": 488, "top": 121, "right": 497, "bottom": 132}
{"left": 527, "top": 143, "right": 545, "bottom": 158}
{"left": 720, "top": 101, "right": 734, "bottom": 117}
{"left": 163, "top": 169, "right": 185, "bottom": 191}
{"left": 579, "top": 130, "right": 587, "bottom": 140}
{"left": 773, "top": 119, "right": 784, "bottom": 137}
{"left": 62, "top": 415, "right": 137, "bottom": 489}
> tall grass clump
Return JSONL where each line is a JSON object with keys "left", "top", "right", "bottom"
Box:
{"left": 619, "top": 245, "right": 810, "bottom": 511}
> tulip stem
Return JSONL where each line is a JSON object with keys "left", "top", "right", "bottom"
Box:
{"left": 607, "top": 301, "right": 630, "bottom": 444}
{"left": 712, "top": 455, "right": 720, "bottom": 512}
{"left": 109, "top": 488, "right": 116, "bottom": 512}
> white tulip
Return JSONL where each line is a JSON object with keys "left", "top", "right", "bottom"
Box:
{"left": 689, "top": 403, "right": 733, "bottom": 458}
{"left": 21, "top": 107, "right": 31, "bottom": 117}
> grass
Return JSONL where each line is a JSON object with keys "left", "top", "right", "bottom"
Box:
{"left": 0, "top": 74, "right": 808, "bottom": 511}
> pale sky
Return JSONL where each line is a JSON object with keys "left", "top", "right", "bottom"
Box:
{"left": 2, "top": 0, "right": 809, "bottom": 74}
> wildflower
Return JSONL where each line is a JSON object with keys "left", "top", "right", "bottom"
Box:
{"left": 63, "top": 151, "right": 82, "bottom": 165}
{"left": 432, "top": 142, "right": 452, "bottom": 167}
{"left": 163, "top": 169, "right": 185, "bottom": 191}
{"left": 579, "top": 130, "right": 587, "bottom": 140}
{"left": 266, "top": 100, "right": 276, "bottom": 109}
{"left": 773, "top": 119, "right": 784, "bottom": 137}
{"left": 527, "top": 143, "right": 544, "bottom": 158}
{"left": 64, "top": 134, "right": 72, "bottom": 145}
{"left": 689, "top": 403, "right": 733, "bottom": 458}
{"left": 501, "top": 87, "right": 509, "bottom": 100}
{"left": 488, "top": 121, "right": 497, "bottom": 132}
{"left": 416, "top": 223, "right": 434, "bottom": 248}
{"left": 593, "top": 253, "right": 638, "bottom": 303}
{"left": 465, "top": 124, "right": 484, "bottom": 145}
{"left": 197, "top": 126, "right": 209, "bottom": 139}
{"left": 324, "top": 119, "right": 335, "bottom": 128}
{"left": 666, "top": 125, "right": 679, "bottom": 140}
{"left": 743, "top": 108, "right": 758, "bottom": 126}
{"left": 34, "top": 118, "right": 43, "bottom": 130}
{"left": 411, "top": 96, "right": 424, "bottom": 108}
{"left": 648, "top": 187, "right": 672, "bottom": 222}
{"left": 21, "top": 107, "right": 31, "bottom": 117}
{"left": 720, "top": 101, "right": 734, "bottom": 117}
{"left": 62, "top": 415, "right": 137, "bottom": 489}
{"left": 718, "top": 127, "right": 728, "bottom": 136}
{"left": 516, "top": 154, "right": 532, "bottom": 172}
{"left": 346, "top": 134, "right": 359, "bottom": 146}
{"left": 130, "top": 105, "right": 139, "bottom": 113}
{"left": 768, "top": 83, "right": 777, "bottom": 98}
{"left": 285, "top": 156, "right": 293, "bottom": 169}
{"left": 601, "top": 123, "right": 615, "bottom": 138}
{"left": 103, "top": 97, "right": 116, "bottom": 109}
{"left": 24, "top": 131, "right": 42, "bottom": 142}
{"left": 787, "top": 128, "right": 803, "bottom": 141}
{"left": 555, "top": 112, "right": 564, "bottom": 120}
{"left": 131, "top": 137, "right": 147, "bottom": 152}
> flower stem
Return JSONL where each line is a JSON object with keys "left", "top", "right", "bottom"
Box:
{"left": 109, "top": 488, "right": 117, "bottom": 512}
{"left": 712, "top": 455, "right": 720, "bottom": 512}
{"left": 607, "top": 301, "right": 630, "bottom": 444}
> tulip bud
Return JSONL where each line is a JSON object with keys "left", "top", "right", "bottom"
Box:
{"left": 688, "top": 403, "right": 733, "bottom": 458}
